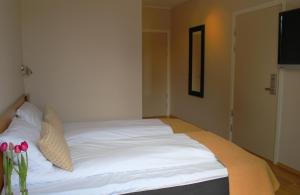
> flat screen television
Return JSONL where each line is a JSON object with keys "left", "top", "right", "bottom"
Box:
{"left": 278, "top": 8, "right": 300, "bottom": 65}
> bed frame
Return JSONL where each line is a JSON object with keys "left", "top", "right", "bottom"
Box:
{"left": 0, "top": 95, "right": 28, "bottom": 190}
{"left": 127, "top": 177, "right": 229, "bottom": 195}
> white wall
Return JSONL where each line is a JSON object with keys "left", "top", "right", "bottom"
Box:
{"left": 0, "top": 0, "right": 24, "bottom": 114}
{"left": 279, "top": 70, "right": 300, "bottom": 171}
{"left": 277, "top": 0, "right": 300, "bottom": 171}
{"left": 22, "top": 0, "right": 142, "bottom": 122}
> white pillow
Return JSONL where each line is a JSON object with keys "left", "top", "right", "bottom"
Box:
{"left": 0, "top": 118, "right": 52, "bottom": 171}
{"left": 16, "top": 102, "right": 43, "bottom": 128}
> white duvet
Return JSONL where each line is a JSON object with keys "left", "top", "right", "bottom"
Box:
{"left": 64, "top": 119, "right": 173, "bottom": 143}
{"left": 16, "top": 134, "right": 216, "bottom": 184}
{"left": 11, "top": 134, "right": 227, "bottom": 195}
{"left": 70, "top": 134, "right": 217, "bottom": 175}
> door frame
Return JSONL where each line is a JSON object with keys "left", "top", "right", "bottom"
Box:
{"left": 229, "top": 0, "right": 286, "bottom": 163}
{"left": 142, "top": 29, "right": 171, "bottom": 116}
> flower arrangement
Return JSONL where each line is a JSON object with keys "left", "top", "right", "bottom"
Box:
{"left": 1, "top": 141, "right": 29, "bottom": 195}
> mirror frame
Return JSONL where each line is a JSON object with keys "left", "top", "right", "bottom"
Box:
{"left": 188, "top": 24, "right": 205, "bottom": 98}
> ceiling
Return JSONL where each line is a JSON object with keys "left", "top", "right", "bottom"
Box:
{"left": 142, "top": 0, "right": 189, "bottom": 9}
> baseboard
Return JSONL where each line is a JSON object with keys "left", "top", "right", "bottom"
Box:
{"left": 142, "top": 116, "right": 171, "bottom": 119}
{"left": 277, "top": 163, "right": 300, "bottom": 177}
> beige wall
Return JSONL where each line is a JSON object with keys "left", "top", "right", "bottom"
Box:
{"left": 22, "top": 0, "right": 142, "bottom": 122}
{"left": 279, "top": 70, "right": 300, "bottom": 171}
{"left": 142, "top": 32, "right": 168, "bottom": 117}
{"left": 170, "top": 0, "right": 272, "bottom": 138}
{"left": 142, "top": 7, "right": 170, "bottom": 30}
{"left": 277, "top": 0, "right": 300, "bottom": 171}
{"left": 142, "top": 7, "right": 170, "bottom": 117}
{"left": 0, "top": 0, "right": 24, "bottom": 114}
{"left": 287, "top": 0, "right": 300, "bottom": 9}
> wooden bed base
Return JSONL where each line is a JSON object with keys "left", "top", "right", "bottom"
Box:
{"left": 0, "top": 95, "right": 28, "bottom": 190}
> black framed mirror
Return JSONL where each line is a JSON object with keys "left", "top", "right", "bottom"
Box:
{"left": 188, "top": 25, "right": 205, "bottom": 98}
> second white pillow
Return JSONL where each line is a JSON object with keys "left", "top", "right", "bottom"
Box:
{"left": 16, "top": 102, "right": 43, "bottom": 128}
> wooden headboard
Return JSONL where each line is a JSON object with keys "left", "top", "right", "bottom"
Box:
{"left": 0, "top": 95, "right": 28, "bottom": 190}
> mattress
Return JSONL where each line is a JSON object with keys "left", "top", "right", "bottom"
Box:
{"left": 126, "top": 177, "right": 229, "bottom": 195}
{"left": 10, "top": 133, "right": 227, "bottom": 195}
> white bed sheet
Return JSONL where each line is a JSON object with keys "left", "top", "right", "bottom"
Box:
{"left": 11, "top": 134, "right": 228, "bottom": 195}
{"left": 64, "top": 119, "right": 174, "bottom": 143}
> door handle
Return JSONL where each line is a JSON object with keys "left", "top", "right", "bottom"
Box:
{"left": 265, "top": 74, "right": 277, "bottom": 95}
{"left": 265, "top": 87, "right": 272, "bottom": 91}
{"left": 265, "top": 87, "right": 276, "bottom": 94}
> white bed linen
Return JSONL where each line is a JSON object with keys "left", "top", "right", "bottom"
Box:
{"left": 11, "top": 134, "right": 228, "bottom": 195}
{"left": 64, "top": 119, "right": 173, "bottom": 143}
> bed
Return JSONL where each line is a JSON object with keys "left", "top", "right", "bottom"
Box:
{"left": 0, "top": 95, "right": 279, "bottom": 195}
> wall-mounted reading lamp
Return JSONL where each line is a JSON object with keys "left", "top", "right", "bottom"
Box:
{"left": 20, "top": 65, "right": 33, "bottom": 77}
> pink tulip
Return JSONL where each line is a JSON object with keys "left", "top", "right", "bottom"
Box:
{"left": 0, "top": 142, "right": 8, "bottom": 152}
{"left": 9, "top": 142, "right": 14, "bottom": 151}
{"left": 14, "top": 145, "right": 21, "bottom": 153}
{"left": 20, "top": 141, "right": 28, "bottom": 152}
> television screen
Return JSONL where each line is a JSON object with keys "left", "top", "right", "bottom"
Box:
{"left": 278, "top": 8, "right": 300, "bottom": 65}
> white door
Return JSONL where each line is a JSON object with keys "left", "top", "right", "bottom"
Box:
{"left": 232, "top": 5, "right": 281, "bottom": 161}
{"left": 142, "top": 32, "right": 168, "bottom": 118}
